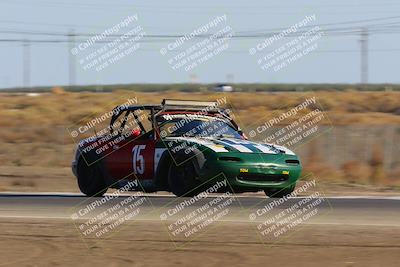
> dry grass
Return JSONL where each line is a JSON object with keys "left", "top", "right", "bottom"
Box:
{"left": 11, "top": 179, "right": 36, "bottom": 188}
{"left": 0, "top": 90, "right": 399, "bottom": 186}
{"left": 1, "top": 91, "right": 399, "bottom": 129}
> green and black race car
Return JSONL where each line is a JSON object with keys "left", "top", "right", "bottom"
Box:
{"left": 72, "top": 99, "right": 302, "bottom": 198}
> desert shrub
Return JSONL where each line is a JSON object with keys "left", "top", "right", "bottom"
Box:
{"left": 341, "top": 160, "right": 371, "bottom": 184}
{"left": 369, "top": 145, "right": 385, "bottom": 185}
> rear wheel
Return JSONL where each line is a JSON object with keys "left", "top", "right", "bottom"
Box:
{"left": 264, "top": 184, "right": 295, "bottom": 198}
{"left": 168, "top": 160, "right": 199, "bottom": 197}
{"left": 77, "top": 158, "right": 107, "bottom": 197}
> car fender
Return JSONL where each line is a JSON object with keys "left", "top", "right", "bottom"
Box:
{"left": 154, "top": 146, "right": 207, "bottom": 188}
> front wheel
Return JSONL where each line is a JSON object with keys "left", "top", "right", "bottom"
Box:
{"left": 168, "top": 161, "right": 200, "bottom": 197}
{"left": 77, "top": 158, "right": 107, "bottom": 197}
{"left": 264, "top": 184, "right": 295, "bottom": 198}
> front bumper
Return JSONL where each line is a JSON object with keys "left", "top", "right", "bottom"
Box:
{"left": 198, "top": 152, "right": 302, "bottom": 191}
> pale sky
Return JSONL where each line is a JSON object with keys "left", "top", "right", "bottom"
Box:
{"left": 0, "top": 0, "right": 400, "bottom": 88}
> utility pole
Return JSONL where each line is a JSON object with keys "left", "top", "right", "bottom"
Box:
{"left": 23, "top": 39, "right": 30, "bottom": 88}
{"left": 226, "top": 73, "right": 234, "bottom": 84}
{"left": 68, "top": 29, "right": 76, "bottom": 86}
{"left": 360, "top": 28, "right": 368, "bottom": 84}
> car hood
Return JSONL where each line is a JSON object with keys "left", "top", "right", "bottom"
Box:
{"left": 163, "top": 136, "right": 295, "bottom": 155}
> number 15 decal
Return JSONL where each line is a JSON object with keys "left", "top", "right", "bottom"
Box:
{"left": 132, "top": 145, "right": 146, "bottom": 175}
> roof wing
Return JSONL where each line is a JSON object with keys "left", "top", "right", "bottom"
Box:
{"left": 162, "top": 99, "right": 218, "bottom": 109}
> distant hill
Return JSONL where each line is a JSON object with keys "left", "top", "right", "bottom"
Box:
{"left": 1, "top": 83, "right": 399, "bottom": 93}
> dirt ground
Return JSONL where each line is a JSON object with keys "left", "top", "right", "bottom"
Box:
{"left": 0, "top": 165, "right": 399, "bottom": 266}
{"left": 0, "top": 219, "right": 398, "bottom": 267}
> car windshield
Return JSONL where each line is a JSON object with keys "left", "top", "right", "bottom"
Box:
{"left": 157, "top": 114, "right": 243, "bottom": 139}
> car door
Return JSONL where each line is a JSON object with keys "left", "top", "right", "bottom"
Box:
{"left": 130, "top": 135, "right": 155, "bottom": 180}
{"left": 104, "top": 132, "right": 155, "bottom": 182}
{"left": 102, "top": 108, "right": 156, "bottom": 182}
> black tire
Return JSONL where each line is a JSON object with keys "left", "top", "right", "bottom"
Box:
{"left": 264, "top": 184, "right": 295, "bottom": 198}
{"left": 77, "top": 158, "right": 107, "bottom": 197}
{"left": 168, "top": 160, "right": 199, "bottom": 197}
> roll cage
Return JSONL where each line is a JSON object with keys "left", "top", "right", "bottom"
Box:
{"left": 109, "top": 99, "right": 242, "bottom": 139}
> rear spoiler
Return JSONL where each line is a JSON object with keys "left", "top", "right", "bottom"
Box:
{"left": 161, "top": 99, "right": 219, "bottom": 110}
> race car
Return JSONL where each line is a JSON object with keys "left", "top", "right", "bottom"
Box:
{"left": 72, "top": 99, "right": 302, "bottom": 198}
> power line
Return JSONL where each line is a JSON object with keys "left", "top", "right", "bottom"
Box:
{"left": 1, "top": 15, "right": 400, "bottom": 39}
{"left": 3, "top": 39, "right": 400, "bottom": 54}
{"left": 2, "top": 0, "right": 400, "bottom": 10}
{"left": 240, "top": 15, "right": 400, "bottom": 34}
{"left": 0, "top": 25, "right": 399, "bottom": 40}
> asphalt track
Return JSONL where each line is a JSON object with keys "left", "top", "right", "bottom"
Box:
{"left": 0, "top": 192, "right": 399, "bottom": 226}
{"left": 0, "top": 192, "right": 400, "bottom": 266}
